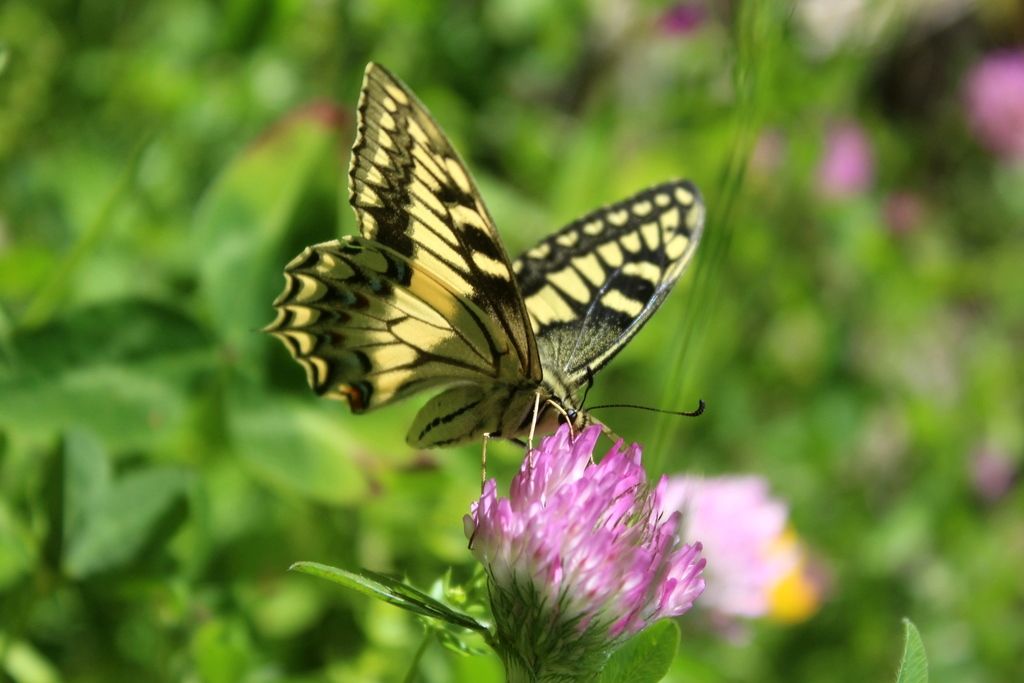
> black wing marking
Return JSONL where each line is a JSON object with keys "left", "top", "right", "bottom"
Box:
{"left": 513, "top": 180, "right": 705, "bottom": 386}
{"left": 266, "top": 237, "right": 524, "bottom": 413}
{"left": 348, "top": 63, "right": 540, "bottom": 381}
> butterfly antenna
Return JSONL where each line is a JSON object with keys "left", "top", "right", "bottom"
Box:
{"left": 588, "top": 398, "right": 706, "bottom": 417}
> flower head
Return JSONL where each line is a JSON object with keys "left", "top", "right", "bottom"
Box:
{"left": 466, "top": 426, "right": 705, "bottom": 679}
{"left": 883, "top": 191, "right": 926, "bottom": 235}
{"left": 658, "top": 4, "right": 708, "bottom": 36}
{"left": 665, "top": 476, "right": 820, "bottom": 623}
{"left": 970, "top": 443, "right": 1018, "bottom": 503}
{"left": 964, "top": 50, "right": 1024, "bottom": 162}
{"left": 817, "top": 121, "right": 874, "bottom": 198}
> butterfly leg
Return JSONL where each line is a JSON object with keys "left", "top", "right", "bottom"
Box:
{"left": 544, "top": 399, "right": 574, "bottom": 439}
{"left": 471, "top": 431, "right": 493, "bottom": 547}
{"left": 480, "top": 432, "right": 491, "bottom": 493}
{"left": 528, "top": 393, "right": 544, "bottom": 450}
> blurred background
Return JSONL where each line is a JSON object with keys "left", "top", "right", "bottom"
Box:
{"left": 1, "top": 1, "right": 1022, "bottom": 681}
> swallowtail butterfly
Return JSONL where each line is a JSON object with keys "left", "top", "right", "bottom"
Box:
{"left": 266, "top": 63, "right": 704, "bottom": 447}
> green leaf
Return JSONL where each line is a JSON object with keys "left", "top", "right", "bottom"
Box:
{"left": 0, "top": 366, "right": 190, "bottom": 448}
{"left": 242, "top": 577, "right": 326, "bottom": 640}
{"left": 190, "top": 618, "right": 254, "bottom": 683}
{"left": 2, "top": 299, "right": 212, "bottom": 374}
{"left": 64, "top": 445, "right": 190, "bottom": 577}
{"left": 230, "top": 397, "right": 369, "bottom": 505}
{"left": 0, "top": 300, "right": 214, "bottom": 447}
{"left": 0, "top": 636, "right": 61, "bottom": 683}
{"left": 290, "top": 561, "right": 489, "bottom": 634}
{"left": 192, "top": 105, "right": 343, "bottom": 372}
{"left": 600, "top": 620, "right": 679, "bottom": 683}
{"left": 0, "top": 500, "right": 36, "bottom": 590}
{"left": 62, "top": 430, "right": 112, "bottom": 548}
{"left": 420, "top": 570, "right": 492, "bottom": 656}
{"left": 431, "top": 626, "right": 490, "bottom": 657}
{"left": 896, "top": 619, "right": 929, "bottom": 683}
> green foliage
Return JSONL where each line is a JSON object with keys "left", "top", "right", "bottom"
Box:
{"left": 61, "top": 429, "right": 191, "bottom": 578}
{"left": 0, "top": 300, "right": 213, "bottom": 445}
{"left": 193, "top": 105, "right": 342, "bottom": 371}
{"left": 601, "top": 621, "right": 680, "bottom": 683}
{"left": 896, "top": 619, "right": 929, "bottom": 683}
{"left": 0, "top": 0, "right": 1021, "bottom": 681}
{"left": 290, "top": 562, "right": 488, "bottom": 635}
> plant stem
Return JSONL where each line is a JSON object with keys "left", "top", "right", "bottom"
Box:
{"left": 650, "top": 0, "right": 778, "bottom": 466}
{"left": 402, "top": 631, "right": 432, "bottom": 683}
{"left": 20, "top": 136, "right": 149, "bottom": 327}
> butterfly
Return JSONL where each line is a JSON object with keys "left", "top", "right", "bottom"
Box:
{"left": 266, "top": 63, "right": 705, "bottom": 447}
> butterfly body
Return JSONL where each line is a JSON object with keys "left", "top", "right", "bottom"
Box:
{"left": 267, "top": 63, "right": 704, "bottom": 447}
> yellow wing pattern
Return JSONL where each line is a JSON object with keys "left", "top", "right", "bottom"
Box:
{"left": 513, "top": 180, "right": 705, "bottom": 387}
{"left": 266, "top": 237, "right": 523, "bottom": 413}
{"left": 349, "top": 63, "right": 540, "bottom": 381}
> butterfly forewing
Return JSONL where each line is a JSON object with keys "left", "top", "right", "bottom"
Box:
{"left": 349, "top": 63, "right": 540, "bottom": 381}
{"left": 513, "top": 180, "right": 705, "bottom": 386}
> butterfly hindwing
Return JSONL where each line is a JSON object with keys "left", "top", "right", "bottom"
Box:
{"left": 513, "top": 180, "right": 705, "bottom": 387}
{"left": 266, "top": 237, "right": 524, "bottom": 415}
{"left": 349, "top": 63, "right": 540, "bottom": 382}
{"left": 406, "top": 383, "right": 538, "bottom": 448}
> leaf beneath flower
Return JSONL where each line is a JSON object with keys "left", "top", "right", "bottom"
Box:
{"left": 599, "top": 620, "right": 679, "bottom": 683}
{"left": 290, "top": 561, "right": 489, "bottom": 635}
